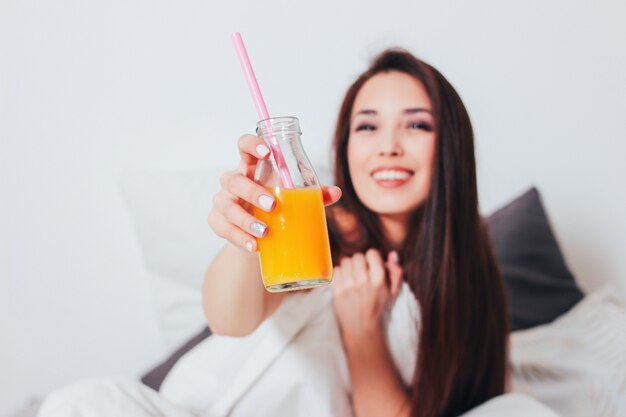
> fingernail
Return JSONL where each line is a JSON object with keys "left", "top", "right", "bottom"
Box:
{"left": 250, "top": 222, "right": 268, "bottom": 238}
{"left": 256, "top": 144, "right": 270, "bottom": 158}
{"left": 390, "top": 251, "right": 399, "bottom": 263}
{"left": 258, "top": 195, "right": 275, "bottom": 211}
{"left": 245, "top": 241, "right": 255, "bottom": 253}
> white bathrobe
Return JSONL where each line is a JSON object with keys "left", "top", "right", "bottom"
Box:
{"left": 37, "top": 284, "right": 558, "bottom": 417}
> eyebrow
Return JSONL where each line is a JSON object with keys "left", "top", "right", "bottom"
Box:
{"left": 355, "top": 107, "right": 432, "bottom": 116}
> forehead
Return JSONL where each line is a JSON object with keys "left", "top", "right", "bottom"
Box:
{"left": 352, "top": 71, "right": 431, "bottom": 114}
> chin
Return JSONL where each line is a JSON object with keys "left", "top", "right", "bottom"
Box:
{"left": 363, "top": 198, "right": 423, "bottom": 217}
{"left": 354, "top": 185, "right": 428, "bottom": 215}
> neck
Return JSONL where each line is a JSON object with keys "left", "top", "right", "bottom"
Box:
{"left": 379, "top": 213, "right": 409, "bottom": 250}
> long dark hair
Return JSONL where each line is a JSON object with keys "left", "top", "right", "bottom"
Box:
{"left": 326, "top": 49, "right": 509, "bottom": 417}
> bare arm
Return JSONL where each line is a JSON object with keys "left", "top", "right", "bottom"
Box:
{"left": 202, "top": 242, "right": 284, "bottom": 337}
{"left": 343, "top": 326, "right": 410, "bottom": 417}
{"left": 203, "top": 134, "right": 342, "bottom": 337}
{"left": 202, "top": 134, "right": 284, "bottom": 337}
{"left": 332, "top": 250, "right": 409, "bottom": 417}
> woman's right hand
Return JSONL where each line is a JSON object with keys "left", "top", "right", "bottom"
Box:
{"left": 208, "top": 134, "right": 342, "bottom": 253}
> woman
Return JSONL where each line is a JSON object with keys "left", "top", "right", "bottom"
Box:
{"left": 203, "top": 49, "right": 508, "bottom": 417}
{"left": 38, "top": 49, "right": 556, "bottom": 417}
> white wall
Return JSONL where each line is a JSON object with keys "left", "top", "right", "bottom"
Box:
{"left": 1, "top": 0, "right": 625, "bottom": 414}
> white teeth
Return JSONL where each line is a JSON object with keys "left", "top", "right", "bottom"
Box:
{"left": 372, "top": 170, "right": 412, "bottom": 181}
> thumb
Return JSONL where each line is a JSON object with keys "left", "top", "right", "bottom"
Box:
{"left": 322, "top": 186, "right": 342, "bottom": 206}
{"left": 387, "top": 251, "right": 403, "bottom": 298}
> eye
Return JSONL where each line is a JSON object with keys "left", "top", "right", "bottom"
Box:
{"left": 355, "top": 123, "right": 376, "bottom": 132}
{"left": 408, "top": 122, "right": 433, "bottom": 132}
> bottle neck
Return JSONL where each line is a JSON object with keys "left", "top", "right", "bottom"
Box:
{"left": 256, "top": 116, "right": 302, "bottom": 139}
{"left": 253, "top": 117, "right": 317, "bottom": 189}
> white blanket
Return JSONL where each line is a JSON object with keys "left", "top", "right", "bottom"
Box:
{"left": 510, "top": 284, "right": 626, "bottom": 417}
{"left": 160, "top": 285, "right": 352, "bottom": 417}
{"left": 37, "top": 284, "right": 558, "bottom": 417}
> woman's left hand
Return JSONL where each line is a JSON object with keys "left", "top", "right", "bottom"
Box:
{"left": 332, "top": 249, "right": 404, "bottom": 340}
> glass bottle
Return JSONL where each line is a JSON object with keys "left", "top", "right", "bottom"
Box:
{"left": 252, "top": 116, "right": 333, "bottom": 292}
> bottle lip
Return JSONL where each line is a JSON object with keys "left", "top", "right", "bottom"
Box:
{"left": 256, "top": 116, "right": 302, "bottom": 136}
{"left": 257, "top": 115, "right": 299, "bottom": 124}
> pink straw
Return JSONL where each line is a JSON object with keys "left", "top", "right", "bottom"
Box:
{"left": 231, "top": 32, "right": 295, "bottom": 189}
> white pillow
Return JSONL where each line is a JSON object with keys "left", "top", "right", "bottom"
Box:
{"left": 119, "top": 169, "right": 227, "bottom": 348}
{"left": 119, "top": 165, "right": 333, "bottom": 349}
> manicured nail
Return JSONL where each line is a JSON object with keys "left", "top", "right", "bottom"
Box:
{"left": 258, "top": 195, "right": 275, "bottom": 211}
{"left": 245, "top": 241, "right": 255, "bottom": 253}
{"left": 256, "top": 144, "right": 270, "bottom": 158}
{"left": 250, "top": 222, "right": 267, "bottom": 238}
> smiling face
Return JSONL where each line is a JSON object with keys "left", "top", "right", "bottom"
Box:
{"left": 347, "top": 71, "right": 437, "bottom": 223}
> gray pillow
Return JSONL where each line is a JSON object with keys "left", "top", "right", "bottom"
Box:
{"left": 141, "top": 326, "right": 211, "bottom": 391}
{"left": 487, "top": 187, "right": 584, "bottom": 331}
{"left": 141, "top": 186, "right": 584, "bottom": 390}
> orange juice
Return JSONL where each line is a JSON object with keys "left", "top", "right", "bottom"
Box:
{"left": 253, "top": 187, "right": 333, "bottom": 292}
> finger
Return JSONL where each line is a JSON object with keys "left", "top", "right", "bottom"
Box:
{"left": 222, "top": 172, "right": 276, "bottom": 212}
{"left": 351, "top": 253, "right": 368, "bottom": 284}
{"left": 237, "top": 134, "right": 271, "bottom": 170}
{"left": 220, "top": 200, "right": 269, "bottom": 239}
{"left": 214, "top": 188, "right": 252, "bottom": 218}
{"left": 212, "top": 183, "right": 243, "bottom": 210}
{"left": 321, "top": 186, "right": 342, "bottom": 206}
{"left": 208, "top": 209, "right": 257, "bottom": 253}
{"left": 365, "top": 249, "right": 386, "bottom": 287}
{"left": 387, "top": 251, "right": 404, "bottom": 297}
{"left": 331, "top": 266, "right": 342, "bottom": 290}
{"left": 340, "top": 257, "right": 354, "bottom": 286}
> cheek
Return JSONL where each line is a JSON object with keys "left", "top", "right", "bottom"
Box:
{"left": 346, "top": 139, "right": 369, "bottom": 181}
{"left": 411, "top": 135, "right": 437, "bottom": 171}
{"left": 422, "top": 136, "right": 436, "bottom": 174}
{"left": 419, "top": 137, "right": 437, "bottom": 191}
{"left": 404, "top": 136, "right": 436, "bottom": 194}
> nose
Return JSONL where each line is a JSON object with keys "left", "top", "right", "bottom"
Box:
{"left": 377, "top": 126, "right": 403, "bottom": 157}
